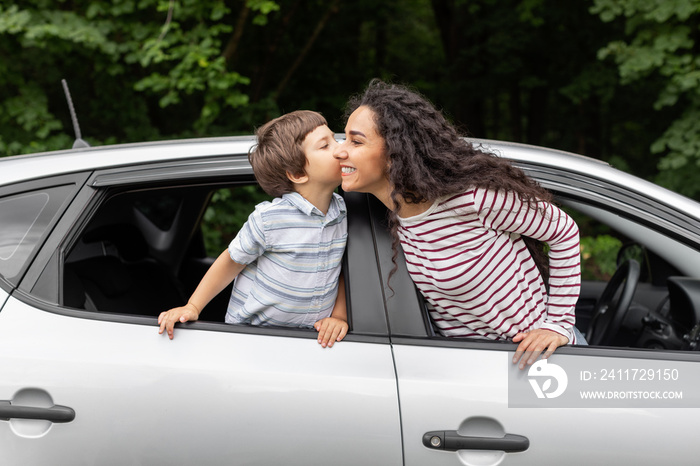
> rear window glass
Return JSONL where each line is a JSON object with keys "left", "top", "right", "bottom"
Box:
{"left": 0, "top": 186, "right": 73, "bottom": 284}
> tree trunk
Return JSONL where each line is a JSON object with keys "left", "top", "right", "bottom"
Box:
{"left": 273, "top": 0, "right": 340, "bottom": 101}
{"left": 222, "top": 5, "right": 250, "bottom": 66}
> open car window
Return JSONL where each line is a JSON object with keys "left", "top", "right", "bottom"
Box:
{"left": 387, "top": 191, "right": 700, "bottom": 354}
{"left": 560, "top": 197, "right": 700, "bottom": 351}
{"left": 62, "top": 183, "right": 276, "bottom": 324}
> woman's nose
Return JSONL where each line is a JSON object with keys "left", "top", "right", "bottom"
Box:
{"left": 333, "top": 140, "right": 348, "bottom": 159}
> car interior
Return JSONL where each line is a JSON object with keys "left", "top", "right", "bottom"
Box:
{"left": 60, "top": 181, "right": 700, "bottom": 352}
{"left": 559, "top": 197, "right": 700, "bottom": 351}
{"left": 63, "top": 184, "right": 252, "bottom": 323}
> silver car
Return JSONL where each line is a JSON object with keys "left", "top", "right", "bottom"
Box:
{"left": 1, "top": 136, "right": 699, "bottom": 465}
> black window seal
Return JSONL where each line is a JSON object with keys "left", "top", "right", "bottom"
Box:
{"left": 390, "top": 335, "right": 700, "bottom": 363}
{"left": 11, "top": 287, "right": 390, "bottom": 345}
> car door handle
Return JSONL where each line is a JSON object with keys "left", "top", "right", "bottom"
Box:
{"left": 0, "top": 402, "right": 75, "bottom": 423}
{"left": 423, "top": 430, "right": 529, "bottom": 453}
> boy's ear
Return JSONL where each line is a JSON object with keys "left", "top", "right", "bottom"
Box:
{"left": 286, "top": 170, "right": 309, "bottom": 185}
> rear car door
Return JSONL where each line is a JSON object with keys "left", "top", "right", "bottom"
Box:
{"left": 0, "top": 158, "right": 402, "bottom": 465}
{"left": 0, "top": 298, "right": 401, "bottom": 465}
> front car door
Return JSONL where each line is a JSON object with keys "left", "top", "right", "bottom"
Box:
{"left": 364, "top": 150, "right": 700, "bottom": 465}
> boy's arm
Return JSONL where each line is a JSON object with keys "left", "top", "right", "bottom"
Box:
{"left": 158, "top": 250, "right": 246, "bottom": 340}
{"left": 314, "top": 273, "right": 348, "bottom": 348}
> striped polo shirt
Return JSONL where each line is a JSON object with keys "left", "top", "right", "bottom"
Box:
{"left": 397, "top": 188, "right": 580, "bottom": 343}
{"left": 225, "top": 192, "right": 347, "bottom": 327}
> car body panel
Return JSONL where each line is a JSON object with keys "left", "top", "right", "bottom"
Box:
{"left": 0, "top": 137, "right": 256, "bottom": 187}
{"left": 3, "top": 136, "right": 700, "bottom": 465}
{"left": 393, "top": 343, "right": 696, "bottom": 465}
{"left": 0, "top": 297, "right": 402, "bottom": 465}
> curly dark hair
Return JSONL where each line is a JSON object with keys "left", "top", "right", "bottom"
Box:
{"left": 345, "top": 79, "right": 552, "bottom": 281}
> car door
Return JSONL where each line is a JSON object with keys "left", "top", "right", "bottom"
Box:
{"left": 0, "top": 163, "right": 403, "bottom": 465}
{"left": 392, "top": 342, "right": 699, "bottom": 465}
{"left": 0, "top": 297, "right": 401, "bottom": 465}
{"left": 361, "top": 190, "right": 700, "bottom": 465}
{"left": 0, "top": 289, "right": 7, "bottom": 313}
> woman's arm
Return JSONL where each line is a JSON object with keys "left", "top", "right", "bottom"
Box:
{"left": 476, "top": 188, "right": 581, "bottom": 340}
{"left": 476, "top": 188, "right": 581, "bottom": 367}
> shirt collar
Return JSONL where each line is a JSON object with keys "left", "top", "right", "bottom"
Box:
{"left": 282, "top": 191, "right": 346, "bottom": 219}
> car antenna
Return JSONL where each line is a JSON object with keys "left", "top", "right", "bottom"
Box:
{"left": 61, "top": 79, "right": 90, "bottom": 148}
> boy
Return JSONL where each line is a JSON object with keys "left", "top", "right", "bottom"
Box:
{"left": 158, "top": 110, "right": 348, "bottom": 348}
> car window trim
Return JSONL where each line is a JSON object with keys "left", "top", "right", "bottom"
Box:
{"left": 2, "top": 173, "right": 90, "bottom": 293}
{"left": 390, "top": 335, "right": 700, "bottom": 362}
{"left": 24, "top": 175, "right": 392, "bottom": 338}
{"left": 378, "top": 166, "right": 700, "bottom": 354}
{"left": 89, "top": 157, "right": 253, "bottom": 188}
{"left": 11, "top": 287, "right": 390, "bottom": 344}
{"left": 344, "top": 192, "right": 393, "bottom": 336}
{"left": 518, "top": 163, "right": 700, "bottom": 239}
{"left": 19, "top": 174, "right": 97, "bottom": 300}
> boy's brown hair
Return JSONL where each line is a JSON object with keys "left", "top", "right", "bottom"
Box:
{"left": 249, "top": 110, "right": 328, "bottom": 197}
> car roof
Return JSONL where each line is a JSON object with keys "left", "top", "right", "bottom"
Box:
{"left": 0, "top": 136, "right": 257, "bottom": 186}
{"left": 2, "top": 135, "right": 699, "bottom": 221}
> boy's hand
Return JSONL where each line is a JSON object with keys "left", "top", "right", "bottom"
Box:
{"left": 511, "top": 328, "right": 569, "bottom": 370}
{"left": 158, "top": 303, "right": 200, "bottom": 340}
{"left": 314, "top": 317, "right": 348, "bottom": 348}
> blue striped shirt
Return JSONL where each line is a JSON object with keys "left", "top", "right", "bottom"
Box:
{"left": 225, "top": 192, "right": 347, "bottom": 327}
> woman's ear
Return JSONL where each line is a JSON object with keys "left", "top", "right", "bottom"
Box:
{"left": 286, "top": 170, "right": 309, "bottom": 185}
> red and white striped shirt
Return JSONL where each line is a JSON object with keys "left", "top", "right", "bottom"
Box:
{"left": 397, "top": 188, "right": 580, "bottom": 343}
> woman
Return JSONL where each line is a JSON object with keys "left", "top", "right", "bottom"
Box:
{"left": 334, "top": 80, "right": 582, "bottom": 368}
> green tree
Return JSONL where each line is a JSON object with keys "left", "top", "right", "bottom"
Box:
{"left": 3, "top": 0, "right": 697, "bottom": 202}
{"left": 592, "top": 0, "right": 700, "bottom": 199}
{"left": 0, "top": 0, "right": 277, "bottom": 155}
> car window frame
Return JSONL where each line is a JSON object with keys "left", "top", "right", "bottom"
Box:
{"left": 376, "top": 165, "right": 700, "bottom": 362}
{"left": 20, "top": 156, "right": 392, "bottom": 342}
{"left": 0, "top": 173, "right": 88, "bottom": 294}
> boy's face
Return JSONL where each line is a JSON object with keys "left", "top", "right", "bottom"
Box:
{"left": 300, "top": 125, "right": 342, "bottom": 190}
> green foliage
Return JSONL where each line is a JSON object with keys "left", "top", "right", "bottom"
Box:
{"left": 201, "top": 186, "right": 273, "bottom": 256}
{"left": 135, "top": 2, "right": 251, "bottom": 132}
{"left": 248, "top": 0, "right": 281, "bottom": 25}
{"left": 592, "top": 0, "right": 700, "bottom": 199}
{"left": 580, "top": 234, "right": 623, "bottom": 280}
{"left": 1, "top": 0, "right": 699, "bottom": 201}
{"left": 0, "top": 0, "right": 278, "bottom": 156}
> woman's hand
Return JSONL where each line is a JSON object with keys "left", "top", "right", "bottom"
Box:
{"left": 512, "top": 329, "right": 569, "bottom": 370}
{"left": 314, "top": 317, "right": 348, "bottom": 348}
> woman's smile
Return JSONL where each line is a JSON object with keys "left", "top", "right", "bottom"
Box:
{"left": 333, "top": 106, "right": 391, "bottom": 201}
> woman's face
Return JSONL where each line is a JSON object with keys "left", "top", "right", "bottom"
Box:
{"left": 334, "top": 106, "right": 391, "bottom": 202}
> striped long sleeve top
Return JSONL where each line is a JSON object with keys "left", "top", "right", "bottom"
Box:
{"left": 397, "top": 187, "right": 581, "bottom": 343}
